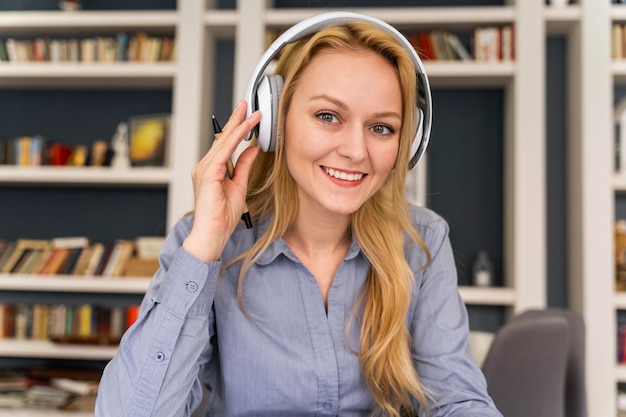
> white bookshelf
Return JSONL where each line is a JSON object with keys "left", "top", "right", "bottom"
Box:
{"left": 566, "top": 1, "right": 615, "bottom": 416}
{"left": 0, "top": 0, "right": 590, "bottom": 415}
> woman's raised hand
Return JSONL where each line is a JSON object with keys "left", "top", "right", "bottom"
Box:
{"left": 183, "top": 100, "right": 261, "bottom": 262}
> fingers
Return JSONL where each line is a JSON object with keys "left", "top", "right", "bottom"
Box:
{"left": 231, "top": 145, "right": 260, "bottom": 186}
{"left": 207, "top": 101, "right": 261, "bottom": 168}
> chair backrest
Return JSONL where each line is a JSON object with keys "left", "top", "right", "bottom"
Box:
{"left": 481, "top": 312, "right": 570, "bottom": 417}
{"left": 517, "top": 309, "right": 587, "bottom": 417}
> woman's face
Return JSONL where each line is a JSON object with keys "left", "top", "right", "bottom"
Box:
{"left": 284, "top": 48, "right": 402, "bottom": 219}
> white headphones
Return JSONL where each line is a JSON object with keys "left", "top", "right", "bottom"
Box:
{"left": 242, "top": 11, "right": 432, "bottom": 170}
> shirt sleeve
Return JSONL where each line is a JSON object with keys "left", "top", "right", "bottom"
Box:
{"left": 95, "top": 216, "right": 220, "bottom": 417}
{"left": 408, "top": 214, "right": 503, "bottom": 417}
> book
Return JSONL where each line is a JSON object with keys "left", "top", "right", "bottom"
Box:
{"left": 94, "top": 246, "right": 113, "bottom": 276}
{"left": 1, "top": 239, "right": 49, "bottom": 274}
{"left": 82, "top": 242, "right": 105, "bottom": 276}
{"left": 50, "top": 236, "right": 90, "bottom": 249}
{"left": 134, "top": 236, "right": 165, "bottom": 259}
{"left": 0, "top": 242, "right": 16, "bottom": 272}
{"left": 56, "top": 247, "right": 83, "bottom": 275}
{"left": 0, "top": 40, "right": 8, "bottom": 62}
{"left": 70, "top": 245, "right": 93, "bottom": 275}
{"left": 124, "top": 257, "right": 159, "bottom": 277}
{"left": 14, "top": 248, "right": 45, "bottom": 274}
{"left": 125, "top": 305, "right": 140, "bottom": 330}
{"left": 35, "top": 237, "right": 90, "bottom": 275}
{"left": 445, "top": 32, "right": 472, "bottom": 61}
{"left": 112, "top": 241, "right": 135, "bottom": 277}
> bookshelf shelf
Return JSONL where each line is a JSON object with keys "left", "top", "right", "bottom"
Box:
{"left": 612, "top": 5, "right": 626, "bottom": 22}
{"left": 614, "top": 176, "right": 626, "bottom": 192}
{"left": 0, "top": 11, "right": 177, "bottom": 35}
{"left": 0, "top": 339, "right": 117, "bottom": 360}
{"left": 613, "top": 61, "right": 626, "bottom": 86}
{"left": 0, "top": 63, "right": 176, "bottom": 88}
{"left": 615, "top": 291, "right": 626, "bottom": 310}
{"left": 544, "top": 4, "right": 581, "bottom": 35}
{"left": 205, "top": 9, "right": 237, "bottom": 38}
{"left": 424, "top": 61, "right": 515, "bottom": 87}
{"left": 263, "top": 6, "right": 515, "bottom": 30}
{"left": 458, "top": 286, "right": 515, "bottom": 306}
{"left": 4, "top": 411, "right": 92, "bottom": 417}
{"left": 0, "top": 275, "right": 150, "bottom": 294}
{"left": 0, "top": 166, "right": 172, "bottom": 186}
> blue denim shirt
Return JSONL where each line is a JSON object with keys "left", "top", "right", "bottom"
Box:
{"left": 96, "top": 205, "right": 502, "bottom": 417}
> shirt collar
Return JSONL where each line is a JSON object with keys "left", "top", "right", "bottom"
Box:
{"left": 254, "top": 218, "right": 364, "bottom": 266}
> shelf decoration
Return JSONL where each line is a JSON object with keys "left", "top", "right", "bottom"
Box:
{"left": 128, "top": 113, "right": 170, "bottom": 167}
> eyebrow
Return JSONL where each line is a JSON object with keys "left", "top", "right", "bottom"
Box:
{"left": 310, "top": 94, "right": 402, "bottom": 121}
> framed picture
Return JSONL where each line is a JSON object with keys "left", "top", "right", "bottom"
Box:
{"left": 128, "top": 113, "right": 170, "bottom": 167}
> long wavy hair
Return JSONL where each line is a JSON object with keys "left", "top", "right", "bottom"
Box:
{"left": 228, "top": 22, "right": 432, "bottom": 416}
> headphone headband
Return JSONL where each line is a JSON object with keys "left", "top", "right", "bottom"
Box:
{"left": 243, "top": 11, "right": 433, "bottom": 170}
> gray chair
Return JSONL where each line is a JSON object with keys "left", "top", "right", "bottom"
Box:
{"left": 517, "top": 309, "right": 587, "bottom": 417}
{"left": 481, "top": 310, "right": 571, "bottom": 417}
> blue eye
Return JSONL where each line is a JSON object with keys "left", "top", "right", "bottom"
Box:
{"left": 372, "top": 124, "right": 395, "bottom": 135}
{"left": 316, "top": 112, "right": 339, "bottom": 124}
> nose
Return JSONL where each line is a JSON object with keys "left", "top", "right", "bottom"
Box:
{"left": 337, "top": 125, "right": 367, "bottom": 163}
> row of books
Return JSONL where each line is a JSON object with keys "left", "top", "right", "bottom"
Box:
{"left": 0, "top": 303, "right": 139, "bottom": 342}
{"left": 0, "top": 368, "right": 101, "bottom": 411}
{"left": 0, "top": 32, "right": 175, "bottom": 64}
{"left": 407, "top": 26, "right": 514, "bottom": 62}
{"left": 0, "top": 136, "right": 110, "bottom": 167}
{"left": 265, "top": 26, "right": 514, "bottom": 63}
{"left": 0, "top": 236, "right": 164, "bottom": 278}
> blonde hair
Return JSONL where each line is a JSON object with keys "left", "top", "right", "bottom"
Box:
{"left": 229, "top": 22, "right": 432, "bottom": 416}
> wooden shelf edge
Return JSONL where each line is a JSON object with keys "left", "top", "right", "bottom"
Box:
{"left": 0, "top": 10, "right": 178, "bottom": 29}
{"left": 0, "top": 166, "right": 172, "bottom": 186}
{"left": 458, "top": 286, "right": 515, "bottom": 306}
{"left": 0, "top": 339, "right": 117, "bottom": 360}
{"left": 615, "top": 291, "right": 626, "bottom": 309}
{"left": 0, "top": 275, "right": 151, "bottom": 294}
{"left": 1, "top": 411, "right": 93, "bottom": 417}
{"left": 263, "top": 6, "right": 516, "bottom": 27}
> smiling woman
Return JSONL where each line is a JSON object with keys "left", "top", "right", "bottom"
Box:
{"left": 95, "top": 12, "right": 503, "bottom": 417}
{"left": 284, "top": 49, "right": 401, "bottom": 219}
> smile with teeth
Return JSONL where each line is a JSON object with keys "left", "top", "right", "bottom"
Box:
{"left": 324, "top": 167, "right": 365, "bottom": 181}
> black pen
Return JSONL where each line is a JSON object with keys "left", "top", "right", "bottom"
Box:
{"left": 212, "top": 115, "right": 253, "bottom": 229}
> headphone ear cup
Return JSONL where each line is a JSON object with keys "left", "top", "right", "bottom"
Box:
{"left": 408, "top": 108, "right": 425, "bottom": 170}
{"left": 255, "top": 74, "right": 284, "bottom": 152}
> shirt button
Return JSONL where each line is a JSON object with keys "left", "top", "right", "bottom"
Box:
{"left": 322, "top": 403, "right": 332, "bottom": 410}
{"left": 154, "top": 352, "right": 165, "bottom": 362}
{"left": 186, "top": 281, "right": 198, "bottom": 292}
